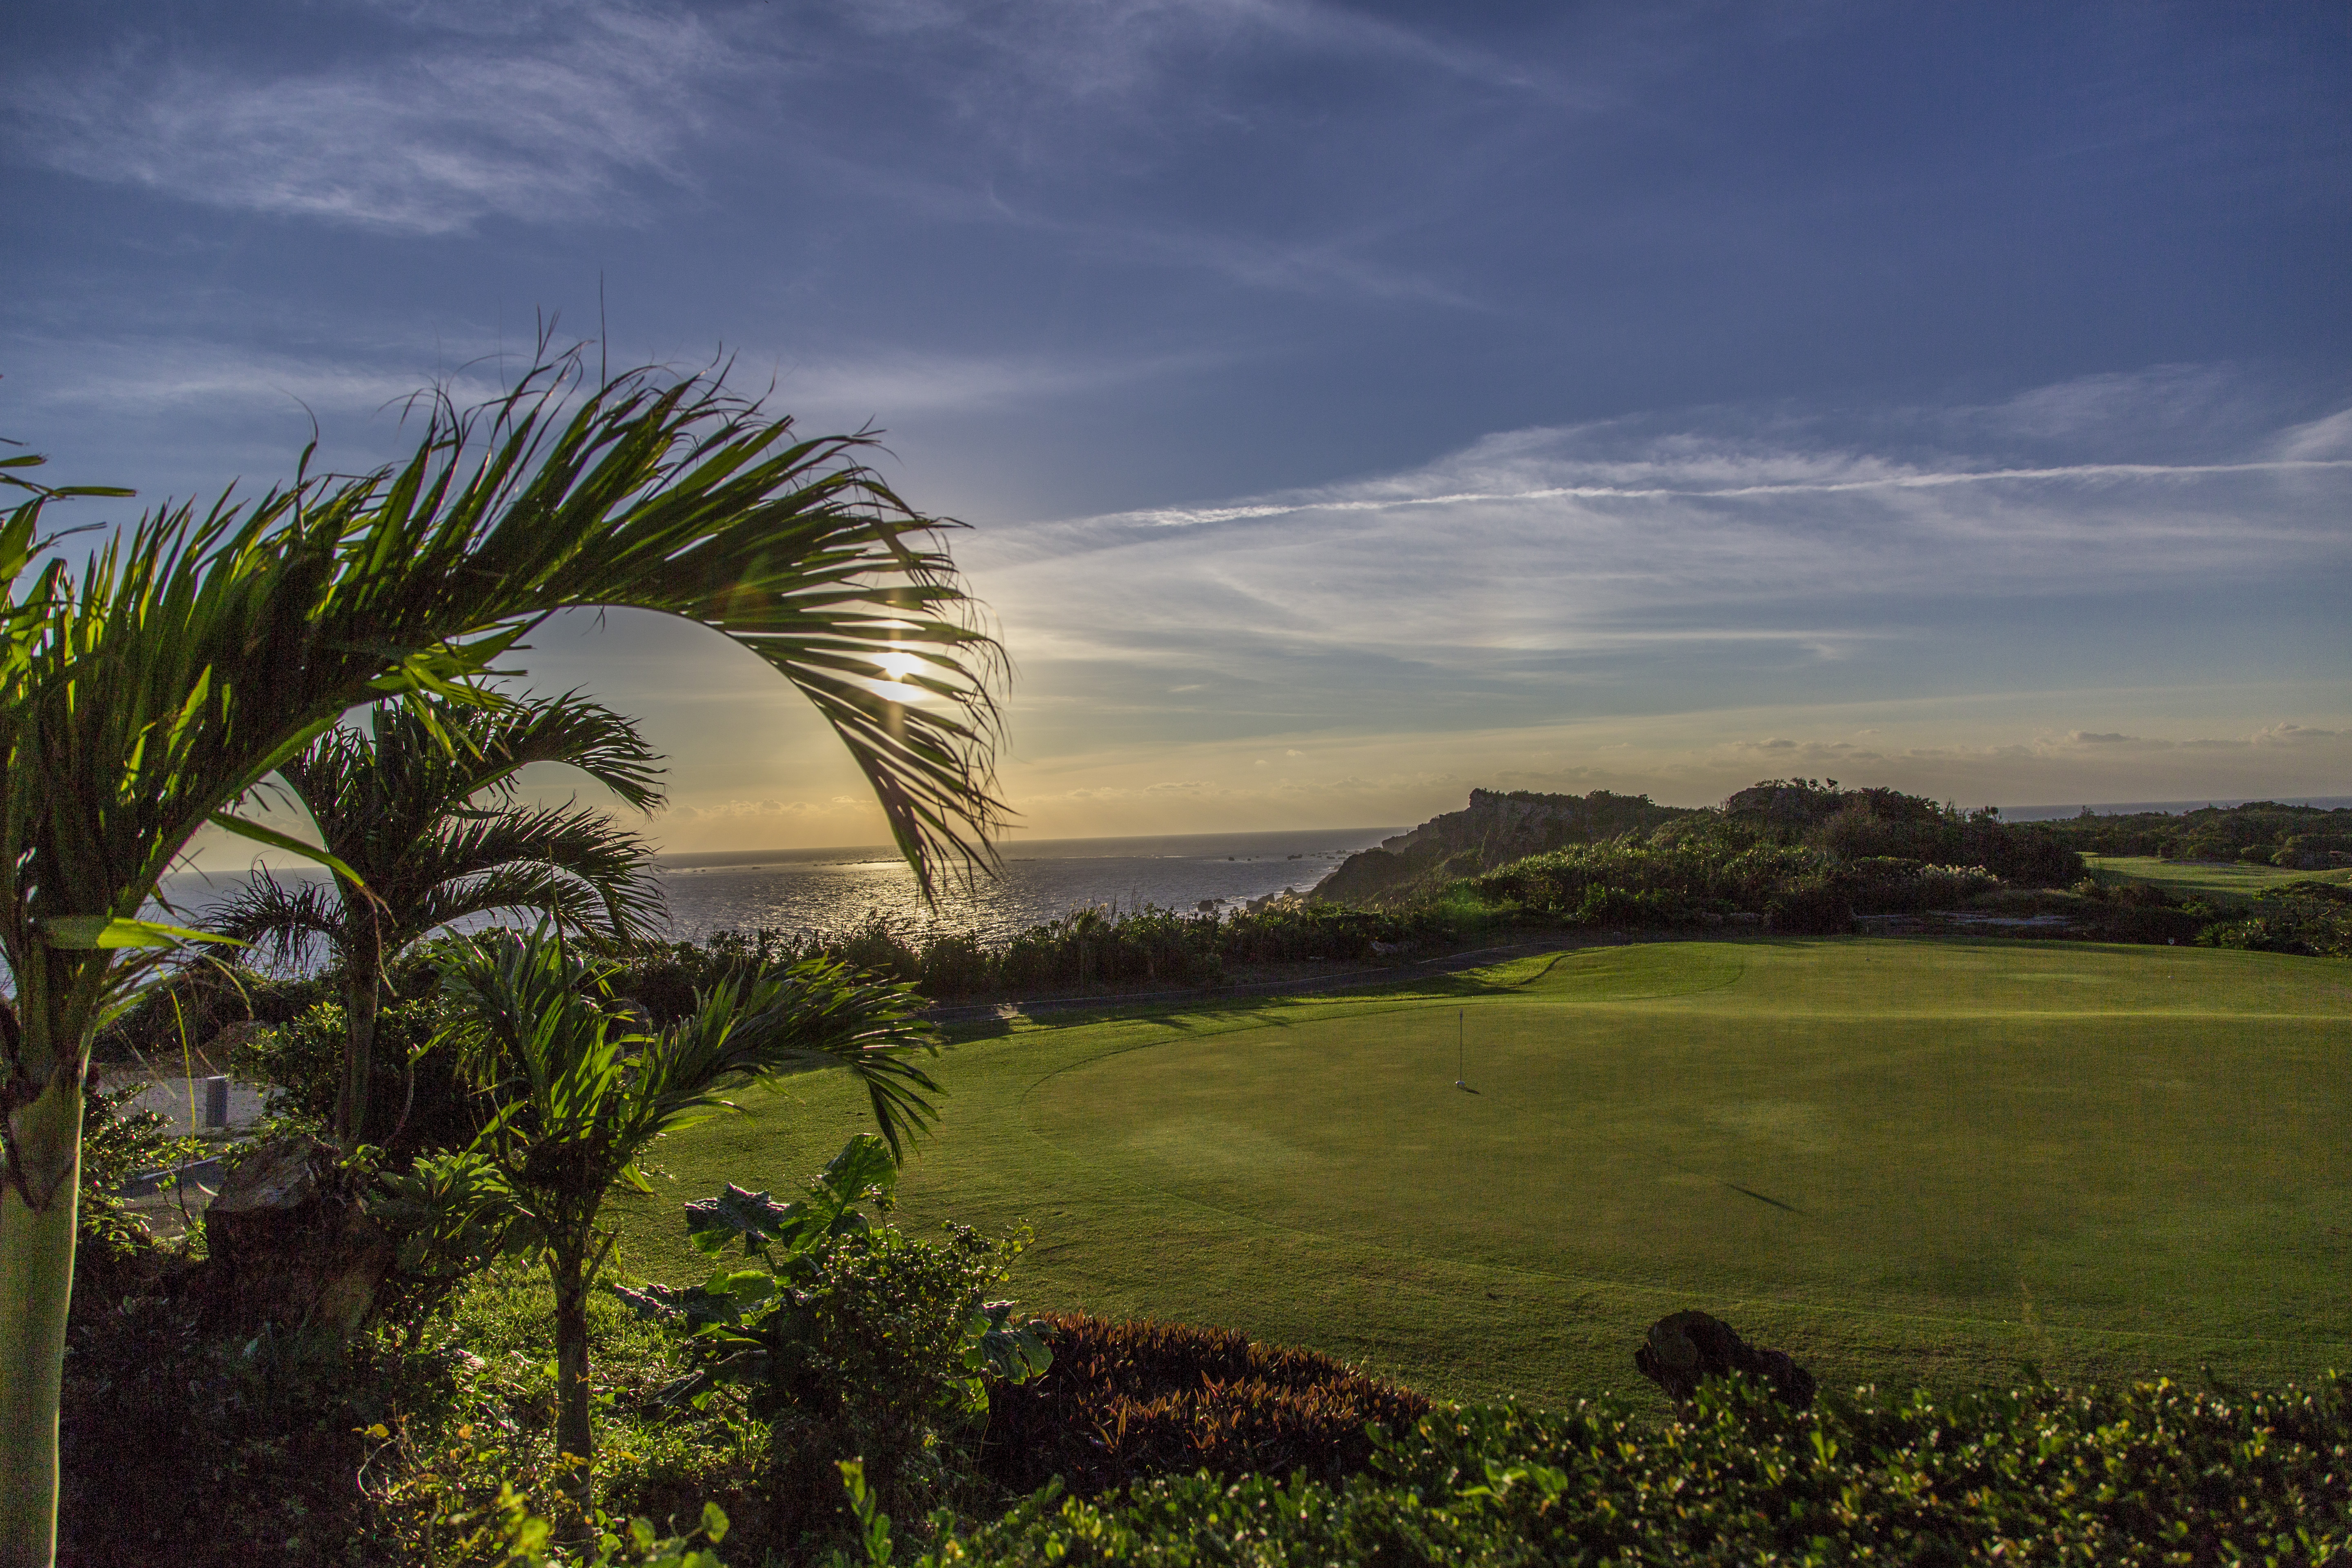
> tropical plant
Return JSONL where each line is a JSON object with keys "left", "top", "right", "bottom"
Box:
{"left": 615, "top": 1136, "right": 1050, "bottom": 1524}
{"left": 214, "top": 691, "right": 667, "bottom": 1148}
{"left": 374, "top": 924, "right": 947, "bottom": 1512}
{"left": 0, "top": 352, "right": 1003, "bottom": 1568}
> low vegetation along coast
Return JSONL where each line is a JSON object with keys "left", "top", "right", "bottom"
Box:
{"left": 74, "top": 780, "right": 2352, "bottom": 1565}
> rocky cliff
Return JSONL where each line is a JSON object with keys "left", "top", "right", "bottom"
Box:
{"left": 1308, "top": 788, "right": 1695, "bottom": 906}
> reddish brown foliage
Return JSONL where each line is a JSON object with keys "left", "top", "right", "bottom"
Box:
{"left": 980, "top": 1312, "right": 1430, "bottom": 1496}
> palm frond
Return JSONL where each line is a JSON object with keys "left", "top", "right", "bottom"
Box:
{"left": 368, "top": 692, "right": 666, "bottom": 815}
{"left": 655, "top": 957, "right": 943, "bottom": 1160}
{"left": 412, "top": 804, "right": 666, "bottom": 944}
{"left": 206, "top": 873, "right": 348, "bottom": 975}
{"left": 413, "top": 862, "right": 660, "bottom": 951}
{"left": 6, "top": 345, "right": 1001, "bottom": 1027}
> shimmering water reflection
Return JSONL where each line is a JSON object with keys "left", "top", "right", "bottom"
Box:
{"left": 656, "top": 828, "right": 1398, "bottom": 943}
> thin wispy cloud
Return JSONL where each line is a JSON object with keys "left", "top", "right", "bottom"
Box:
{"left": 13, "top": 3, "right": 732, "bottom": 232}
{"left": 967, "top": 379, "right": 2352, "bottom": 720}
{"left": 848, "top": 0, "right": 1568, "bottom": 116}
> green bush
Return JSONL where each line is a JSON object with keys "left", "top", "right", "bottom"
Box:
{"left": 90, "top": 959, "right": 336, "bottom": 1069}
{"left": 1766, "top": 876, "right": 1855, "bottom": 935}
{"left": 931, "top": 1372, "right": 2352, "bottom": 1566}
{"left": 617, "top": 1138, "right": 1050, "bottom": 1542}
{"left": 72, "top": 1080, "right": 201, "bottom": 1294}
{"left": 233, "top": 993, "right": 484, "bottom": 1157}
{"left": 2198, "top": 880, "right": 2352, "bottom": 957}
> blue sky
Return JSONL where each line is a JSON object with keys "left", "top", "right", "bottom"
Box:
{"left": 7, "top": 1, "right": 2349, "bottom": 849}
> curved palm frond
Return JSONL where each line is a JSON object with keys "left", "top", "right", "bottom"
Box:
{"left": 9, "top": 345, "right": 1000, "bottom": 996}
{"left": 412, "top": 864, "right": 650, "bottom": 955}
{"left": 665, "top": 956, "right": 943, "bottom": 1161}
{"left": 267, "top": 693, "right": 662, "bottom": 901}
{"left": 369, "top": 691, "right": 666, "bottom": 817}
{"left": 206, "top": 873, "right": 348, "bottom": 976}
{"left": 410, "top": 802, "right": 665, "bottom": 946}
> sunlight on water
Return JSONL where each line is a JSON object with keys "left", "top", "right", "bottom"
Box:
{"left": 153, "top": 826, "right": 1400, "bottom": 951}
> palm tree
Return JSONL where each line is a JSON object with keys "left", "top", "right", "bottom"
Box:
{"left": 0, "top": 349, "right": 1005, "bottom": 1568}
{"left": 391, "top": 924, "right": 942, "bottom": 1514}
{"left": 215, "top": 692, "right": 669, "bottom": 1149}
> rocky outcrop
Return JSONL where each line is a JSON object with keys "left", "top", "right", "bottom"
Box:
{"left": 1309, "top": 789, "right": 1695, "bottom": 906}
{"left": 198, "top": 1135, "right": 394, "bottom": 1339}
{"left": 1633, "top": 1310, "right": 1815, "bottom": 1409}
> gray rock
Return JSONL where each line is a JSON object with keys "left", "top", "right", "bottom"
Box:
{"left": 200, "top": 1135, "right": 394, "bottom": 1339}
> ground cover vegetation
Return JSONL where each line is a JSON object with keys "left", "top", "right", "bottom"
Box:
{"left": 929, "top": 1374, "right": 2352, "bottom": 1566}
{"left": 64, "top": 935, "right": 2352, "bottom": 1561}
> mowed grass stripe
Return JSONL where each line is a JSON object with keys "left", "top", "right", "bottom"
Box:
{"left": 611, "top": 939, "right": 2352, "bottom": 1408}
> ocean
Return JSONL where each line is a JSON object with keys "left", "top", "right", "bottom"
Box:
{"left": 152, "top": 826, "right": 1401, "bottom": 950}
{"left": 652, "top": 827, "right": 1400, "bottom": 942}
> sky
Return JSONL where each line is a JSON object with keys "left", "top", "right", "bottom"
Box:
{"left": 6, "top": 0, "right": 2349, "bottom": 853}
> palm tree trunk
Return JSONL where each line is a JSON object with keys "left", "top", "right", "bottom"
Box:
{"left": 336, "top": 949, "right": 382, "bottom": 1152}
{"left": 549, "top": 1244, "right": 595, "bottom": 1521}
{"left": 0, "top": 1070, "right": 86, "bottom": 1568}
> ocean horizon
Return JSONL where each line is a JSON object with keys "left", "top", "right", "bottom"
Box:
{"left": 154, "top": 825, "right": 1405, "bottom": 950}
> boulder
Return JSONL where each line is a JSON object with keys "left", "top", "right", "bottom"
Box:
{"left": 1634, "top": 1310, "right": 1815, "bottom": 1409}
{"left": 198, "top": 1135, "right": 394, "bottom": 1339}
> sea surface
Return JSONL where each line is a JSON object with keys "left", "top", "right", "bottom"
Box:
{"left": 653, "top": 827, "right": 1400, "bottom": 943}
{"left": 153, "top": 826, "right": 1402, "bottom": 950}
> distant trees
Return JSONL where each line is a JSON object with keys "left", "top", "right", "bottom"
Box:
{"left": 2036, "top": 801, "right": 2352, "bottom": 865}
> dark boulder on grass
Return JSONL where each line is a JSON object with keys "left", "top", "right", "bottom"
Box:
{"left": 1635, "top": 1310, "right": 1815, "bottom": 1409}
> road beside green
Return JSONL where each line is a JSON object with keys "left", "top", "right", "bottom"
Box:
{"left": 609, "top": 938, "right": 2352, "bottom": 1409}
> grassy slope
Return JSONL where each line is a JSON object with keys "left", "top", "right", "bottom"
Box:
{"left": 608, "top": 938, "right": 2352, "bottom": 1410}
{"left": 2087, "top": 853, "right": 2352, "bottom": 904}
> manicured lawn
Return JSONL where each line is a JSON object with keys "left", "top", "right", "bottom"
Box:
{"left": 2086, "top": 853, "right": 2352, "bottom": 904}
{"left": 608, "top": 938, "right": 2352, "bottom": 1408}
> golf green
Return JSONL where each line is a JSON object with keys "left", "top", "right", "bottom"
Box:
{"left": 613, "top": 939, "right": 2352, "bottom": 1406}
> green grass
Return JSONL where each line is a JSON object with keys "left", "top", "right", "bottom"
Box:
{"left": 2086, "top": 853, "right": 2352, "bottom": 904}
{"left": 607, "top": 938, "right": 2352, "bottom": 1410}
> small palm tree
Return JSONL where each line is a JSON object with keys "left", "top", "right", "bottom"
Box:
{"left": 0, "top": 349, "right": 1004, "bottom": 1566}
{"left": 393, "top": 924, "right": 942, "bottom": 1512}
{"left": 215, "top": 692, "right": 668, "bottom": 1148}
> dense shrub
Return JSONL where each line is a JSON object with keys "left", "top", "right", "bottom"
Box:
{"left": 70, "top": 1081, "right": 199, "bottom": 1306}
{"left": 1472, "top": 841, "right": 1797, "bottom": 922}
{"left": 611, "top": 899, "right": 1468, "bottom": 1006}
{"left": 2038, "top": 800, "right": 2352, "bottom": 864}
{"left": 981, "top": 1313, "right": 1431, "bottom": 1498}
{"left": 938, "top": 1372, "right": 2352, "bottom": 1566}
{"left": 615, "top": 1138, "right": 1050, "bottom": 1549}
{"left": 2198, "top": 880, "right": 2352, "bottom": 957}
{"left": 1762, "top": 875, "right": 1854, "bottom": 934}
{"left": 232, "top": 993, "right": 483, "bottom": 1158}
{"left": 1464, "top": 833, "right": 2049, "bottom": 934}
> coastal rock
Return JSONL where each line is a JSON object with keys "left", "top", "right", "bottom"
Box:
{"left": 1634, "top": 1310, "right": 1815, "bottom": 1409}
{"left": 1310, "top": 789, "right": 1695, "bottom": 907}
